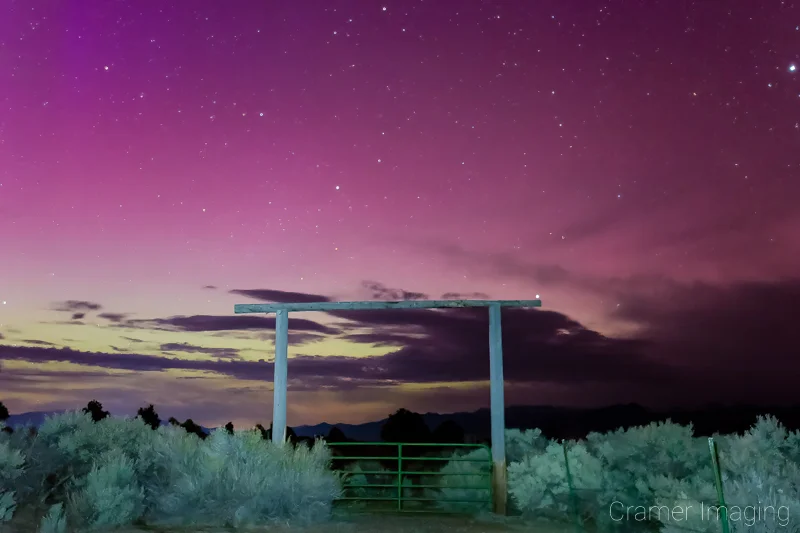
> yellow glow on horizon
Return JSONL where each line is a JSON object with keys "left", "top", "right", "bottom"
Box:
{"left": 0, "top": 285, "right": 622, "bottom": 427}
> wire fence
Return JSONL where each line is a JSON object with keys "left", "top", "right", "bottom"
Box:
{"left": 554, "top": 437, "right": 769, "bottom": 533}
{"left": 324, "top": 431, "right": 793, "bottom": 531}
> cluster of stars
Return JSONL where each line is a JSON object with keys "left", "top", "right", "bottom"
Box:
{"left": 0, "top": 0, "right": 796, "bottom": 299}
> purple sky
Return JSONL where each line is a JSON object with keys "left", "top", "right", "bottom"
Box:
{"left": 1, "top": 1, "right": 798, "bottom": 427}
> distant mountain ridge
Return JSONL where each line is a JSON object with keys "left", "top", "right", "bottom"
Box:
{"left": 6, "top": 403, "right": 800, "bottom": 441}
{"left": 4, "top": 410, "right": 68, "bottom": 428}
{"left": 294, "top": 403, "right": 800, "bottom": 440}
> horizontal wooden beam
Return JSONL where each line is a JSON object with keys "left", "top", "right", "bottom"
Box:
{"left": 234, "top": 299, "right": 542, "bottom": 314}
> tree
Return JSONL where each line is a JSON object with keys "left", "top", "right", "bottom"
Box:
{"left": 224, "top": 422, "right": 234, "bottom": 434}
{"left": 380, "top": 408, "right": 431, "bottom": 443}
{"left": 137, "top": 404, "right": 160, "bottom": 430}
{"left": 82, "top": 399, "right": 109, "bottom": 422}
{"left": 0, "top": 400, "right": 11, "bottom": 434}
{"left": 432, "top": 420, "right": 465, "bottom": 444}
{"left": 179, "top": 418, "right": 207, "bottom": 440}
{"left": 255, "top": 423, "right": 269, "bottom": 440}
{"left": 255, "top": 423, "right": 298, "bottom": 444}
{"left": 326, "top": 426, "right": 348, "bottom": 442}
{"left": 285, "top": 424, "right": 298, "bottom": 445}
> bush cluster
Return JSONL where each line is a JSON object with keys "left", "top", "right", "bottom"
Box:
{"left": 0, "top": 410, "right": 342, "bottom": 531}
{"left": 504, "top": 416, "right": 800, "bottom": 533}
{"left": 5, "top": 401, "right": 798, "bottom": 532}
{"left": 417, "top": 416, "right": 799, "bottom": 530}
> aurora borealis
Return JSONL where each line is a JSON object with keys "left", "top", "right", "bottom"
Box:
{"left": 1, "top": 1, "right": 798, "bottom": 427}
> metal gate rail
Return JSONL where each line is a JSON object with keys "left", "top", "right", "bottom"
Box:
{"left": 329, "top": 442, "right": 492, "bottom": 513}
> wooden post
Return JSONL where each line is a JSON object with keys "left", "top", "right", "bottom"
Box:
{"left": 488, "top": 303, "right": 507, "bottom": 514}
{"left": 272, "top": 309, "right": 289, "bottom": 445}
{"left": 234, "top": 300, "right": 542, "bottom": 460}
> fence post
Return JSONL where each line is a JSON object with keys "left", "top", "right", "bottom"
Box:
{"left": 272, "top": 309, "right": 289, "bottom": 445}
{"left": 562, "top": 442, "right": 583, "bottom": 533}
{"left": 397, "top": 443, "right": 403, "bottom": 512}
{"left": 488, "top": 303, "right": 507, "bottom": 514}
{"left": 708, "top": 437, "right": 730, "bottom": 533}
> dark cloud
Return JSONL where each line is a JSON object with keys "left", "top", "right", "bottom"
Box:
{"left": 8, "top": 281, "right": 797, "bottom": 409}
{"left": 121, "top": 314, "right": 338, "bottom": 335}
{"left": 98, "top": 313, "right": 128, "bottom": 323}
{"left": 339, "top": 332, "right": 421, "bottom": 348}
{"left": 609, "top": 278, "right": 800, "bottom": 402}
{"left": 203, "top": 285, "right": 218, "bottom": 290}
{"left": 21, "top": 339, "right": 58, "bottom": 346}
{"left": 50, "top": 300, "right": 133, "bottom": 325}
{"left": 361, "top": 280, "right": 428, "bottom": 301}
{"left": 229, "top": 289, "right": 331, "bottom": 303}
{"left": 284, "top": 333, "right": 328, "bottom": 345}
{"left": 210, "top": 330, "right": 327, "bottom": 346}
{"left": 324, "top": 307, "right": 671, "bottom": 386}
{"left": 0, "top": 344, "right": 251, "bottom": 376}
{"left": 0, "top": 306, "right": 678, "bottom": 391}
{"left": 52, "top": 300, "right": 102, "bottom": 313}
{"left": 160, "top": 342, "right": 240, "bottom": 359}
{"left": 0, "top": 367, "right": 117, "bottom": 383}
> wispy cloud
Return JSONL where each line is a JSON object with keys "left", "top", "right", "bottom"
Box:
{"left": 0, "top": 303, "right": 675, "bottom": 389}
{"left": 160, "top": 342, "right": 240, "bottom": 359}
{"left": 360, "top": 281, "right": 428, "bottom": 301}
{"left": 52, "top": 300, "right": 102, "bottom": 313}
{"left": 440, "top": 292, "right": 491, "bottom": 300}
{"left": 121, "top": 314, "right": 339, "bottom": 335}
{"left": 7, "top": 279, "right": 798, "bottom": 419}
{"left": 98, "top": 313, "right": 128, "bottom": 323}
{"left": 229, "top": 289, "right": 331, "bottom": 303}
{"left": 21, "top": 339, "right": 58, "bottom": 346}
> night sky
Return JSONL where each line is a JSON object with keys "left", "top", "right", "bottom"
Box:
{"left": 1, "top": 1, "right": 799, "bottom": 428}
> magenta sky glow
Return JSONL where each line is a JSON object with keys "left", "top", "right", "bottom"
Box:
{"left": 1, "top": 1, "right": 799, "bottom": 428}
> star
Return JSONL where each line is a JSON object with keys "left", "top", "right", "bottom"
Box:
{"left": 3, "top": 0, "right": 799, "bottom": 428}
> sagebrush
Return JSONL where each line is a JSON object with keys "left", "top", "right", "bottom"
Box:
{"left": 0, "top": 411, "right": 342, "bottom": 531}
{"left": 502, "top": 416, "right": 800, "bottom": 533}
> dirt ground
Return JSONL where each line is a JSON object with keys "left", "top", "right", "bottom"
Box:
{"left": 285, "top": 513, "right": 567, "bottom": 533}
{"left": 5, "top": 510, "right": 571, "bottom": 533}
{"left": 160, "top": 513, "right": 566, "bottom": 533}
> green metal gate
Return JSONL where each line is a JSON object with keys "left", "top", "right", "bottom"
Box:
{"left": 329, "top": 442, "right": 493, "bottom": 513}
